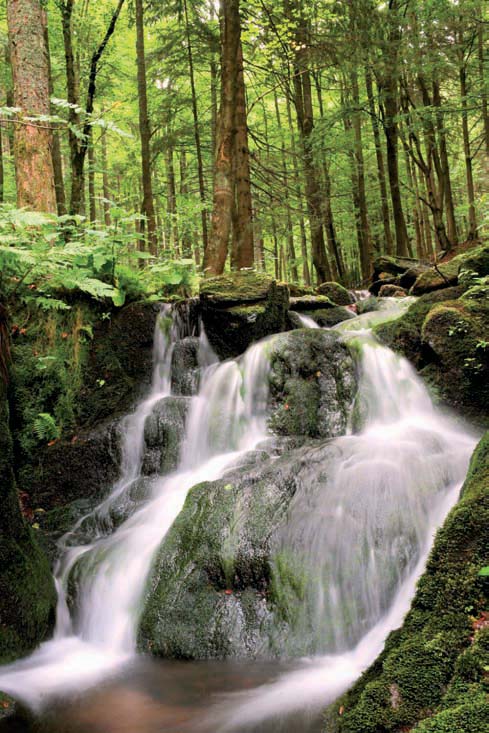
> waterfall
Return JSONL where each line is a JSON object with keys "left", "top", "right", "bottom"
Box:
{"left": 0, "top": 300, "right": 477, "bottom": 729}
{"left": 0, "top": 306, "right": 273, "bottom": 708}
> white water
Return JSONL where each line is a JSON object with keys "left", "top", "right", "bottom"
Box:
{"left": 0, "top": 308, "right": 272, "bottom": 709}
{"left": 0, "top": 300, "right": 478, "bottom": 729}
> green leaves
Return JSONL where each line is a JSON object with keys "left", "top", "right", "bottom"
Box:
{"left": 33, "top": 413, "right": 60, "bottom": 443}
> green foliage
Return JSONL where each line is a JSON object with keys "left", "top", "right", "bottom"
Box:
{"left": 0, "top": 205, "right": 195, "bottom": 313}
{"left": 33, "top": 413, "right": 60, "bottom": 443}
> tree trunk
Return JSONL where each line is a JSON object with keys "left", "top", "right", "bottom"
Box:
{"left": 274, "top": 92, "right": 298, "bottom": 282}
{"left": 289, "top": 2, "right": 331, "bottom": 284}
{"left": 43, "top": 10, "right": 66, "bottom": 216}
{"left": 7, "top": 0, "right": 56, "bottom": 211}
{"left": 350, "top": 71, "right": 372, "bottom": 280}
{"left": 204, "top": 0, "right": 241, "bottom": 275}
{"left": 88, "top": 137, "right": 96, "bottom": 222}
{"left": 478, "top": 13, "right": 489, "bottom": 157}
{"left": 365, "top": 67, "right": 393, "bottom": 255}
{"left": 459, "top": 53, "right": 478, "bottom": 240}
{"left": 101, "top": 121, "right": 111, "bottom": 226}
{"left": 183, "top": 0, "right": 208, "bottom": 261}
{"left": 233, "top": 40, "right": 254, "bottom": 270}
{"left": 286, "top": 94, "right": 311, "bottom": 286}
{"left": 135, "top": 0, "right": 157, "bottom": 254}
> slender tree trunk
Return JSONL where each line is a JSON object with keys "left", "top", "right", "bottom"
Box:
{"left": 43, "top": 10, "right": 66, "bottom": 216}
{"left": 166, "top": 142, "right": 179, "bottom": 256}
{"left": 286, "top": 94, "right": 311, "bottom": 286}
{"left": 459, "top": 52, "right": 478, "bottom": 240}
{"left": 7, "top": 0, "right": 56, "bottom": 211}
{"left": 365, "top": 67, "right": 393, "bottom": 255}
{"left": 478, "top": 14, "right": 489, "bottom": 157}
{"left": 101, "top": 121, "right": 111, "bottom": 225}
{"left": 88, "top": 137, "right": 97, "bottom": 222}
{"left": 290, "top": 9, "right": 331, "bottom": 283}
{"left": 135, "top": 0, "right": 157, "bottom": 253}
{"left": 274, "top": 92, "right": 298, "bottom": 282}
{"left": 205, "top": 0, "right": 241, "bottom": 275}
{"left": 0, "top": 124, "right": 3, "bottom": 203}
{"left": 350, "top": 72, "right": 372, "bottom": 280}
{"left": 183, "top": 0, "right": 208, "bottom": 260}
{"left": 432, "top": 80, "right": 457, "bottom": 246}
{"left": 314, "top": 76, "right": 343, "bottom": 280}
{"left": 179, "top": 150, "right": 193, "bottom": 259}
{"left": 233, "top": 40, "right": 254, "bottom": 269}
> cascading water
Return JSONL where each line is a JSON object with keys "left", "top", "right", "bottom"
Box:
{"left": 0, "top": 299, "right": 478, "bottom": 732}
{"left": 0, "top": 305, "right": 273, "bottom": 709}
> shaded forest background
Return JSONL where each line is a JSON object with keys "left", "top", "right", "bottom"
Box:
{"left": 1, "top": 0, "right": 489, "bottom": 287}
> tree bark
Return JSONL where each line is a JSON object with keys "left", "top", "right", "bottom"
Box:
{"left": 135, "top": 0, "right": 157, "bottom": 254}
{"left": 183, "top": 0, "right": 208, "bottom": 261}
{"left": 459, "top": 48, "right": 478, "bottom": 240}
{"left": 365, "top": 67, "right": 393, "bottom": 255}
{"left": 232, "top": 40, "right": 254, "bottom": 270}
{"left": 204, "top": 0, "right": 241, "bottom": 275}
{"left": 7, "top": 0, "right": 56, "bottom": 211}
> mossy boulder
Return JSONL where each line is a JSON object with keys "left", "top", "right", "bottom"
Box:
{"left": 139, "top": 439, "right": 350, "bottom": 660}
{"left": 291, "top": 307, "right": 355, "bottom": 328}
{"left": 378, "top": 284, "right": 407, "bottom": 298}
{"left": 373, "top": 255, "right": 420, "bottom": 278}
{"left": 327, "top": 432, "right": 489, "bottom": 733}
{"left": 316, "top": 282, "right": 355, "bottom": 306}
{"left": 289, "top": 295, "right": 336, "bottom": 311}
{"left": 374, "top": 286, "right": 465, "bottom": 369}
{"left": 200, "top": 273, "right": 290, "bottom": 359}
{"left": 142, "top": 396, "right": 190, "bottom": 475}
{"left": 410, "top": 245, "right": 489, "bottom": 296}
{"left": 420, "top": 291, "right": 489, "bottom": 424}
{"left": 267, "top": 329, "right": 356, "bottom": 438}
{"left": 0, "top": 374, "right": 56, "bottom": 664}
{"left": 375, "top": 282, "right": 488, "bottom": 425}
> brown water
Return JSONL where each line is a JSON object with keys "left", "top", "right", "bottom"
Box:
{"left": 0, "top": 658, "right": 324, "bottom": 733}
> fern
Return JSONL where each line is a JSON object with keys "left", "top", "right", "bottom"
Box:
{"left": 33, "top": 413, "right": 60, "bottom": 443}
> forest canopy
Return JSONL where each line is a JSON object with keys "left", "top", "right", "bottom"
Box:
{"left": 1, "top": 0, "right": 489, "bottom": 288}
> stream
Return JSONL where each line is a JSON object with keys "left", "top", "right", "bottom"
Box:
{"left": 0, "top": 300, "right": 478, "bottom": 732}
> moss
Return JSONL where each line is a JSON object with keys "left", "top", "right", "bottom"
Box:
{"left": 0, "top": 364, "right": 56, "bottom": 664}
{"left": 315, "top": 282, "right": 354, "bottom": 306}
{"left": 301, "top": 307, "right": 354, "bottom": 328}
{"left": 330, "top": 432, "right": 489, "bottom": 733}
{"left": 200, "top": 272, "right": 281, "bottom": 305}
{"left": 374, "top": 286, "right": 464, "bottom": 367}
{"left": 411, "top": 244, "right": 489, "bottom": 295}
{"left": 289, "top": 295, "right": 335, "bottom": 311}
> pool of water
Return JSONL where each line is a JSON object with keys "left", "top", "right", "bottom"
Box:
{"left": 0, "top": 657, "right": 324, "bottom": 733}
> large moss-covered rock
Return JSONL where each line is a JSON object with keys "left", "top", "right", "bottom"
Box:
{"left": 410, "top": 244, "right": 489, "bottom": 296}
{"left": 267, "top": 329, "right": 356, "bottom": 438}
{"left": 170, "top": 337, "right": 200, "bottom": 396}
{"left": 0, "top": 371, "right": 56, "bottom": 663}
{"left": 374, "top": 286, "right": 464, "bottom": 368}
{"left": 142, "top": 396, "right": 190, "bottom": 475}
{"left": 316, "top": 282, "right": 355, "bottom": 306}
{"left": 289, "top": 295, "right": 335, "bottom": 311}
{"left": 200, "top": 273, "right": 290, "bottom": 359}
{"left": 375, "top": 284, "right": 488, "bottom": 425}
{"left": 327, "top": 432, "right": 489, "bottom": 733}
{"left": 139, "top": 440, "right": 348, "bottom": 660}
{"left": 26, "top": 417, "right": 122, "bottom": 508}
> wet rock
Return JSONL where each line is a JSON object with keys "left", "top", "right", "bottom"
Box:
{"left": 142, "top": 397, "right": 190, "bottom": 475}
{"left": 357, "top": 296, "right": 380, "bottom": 315}
{"left": 373, "top": 255, "right": 420, "bottom": 279}
{"left": 369, "top": 276, "right": 400, "bottom": 296}
{"left": 330, "top": 432, "right": 489, "bottom": 733}
{"left": 299, "top": 307, "right": 355, "bottom": 328}
{"left": 200, "top": 273, "right": 290, "bottom": 360}
{"left": 378, "top": 284, "right": 407, "bottom": 298}
{"left": 315, "top": 282, "right": 355, "bottom": 305}
{"left": 171, "top": 337, "right": 200, "bottom": 396}
{"left": 289, "top": 295, "right": 336, "bottom": 311}
{"left": 375, "top": 284, "right": 489, "bottom": 425}
{"left": 0, "top": 375, "right": 56, "bottom": 664}
{"left": 27, "top": 417, "right": 122, "bottom": 508}
{"left": 138, "top": 441, "right": 337, "bottom": 660}
{"left": 399, "top": 264, "right": 430, "bottom": 289}
{"left": 267, "top": 329, "right": 356, "bottom": 438}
